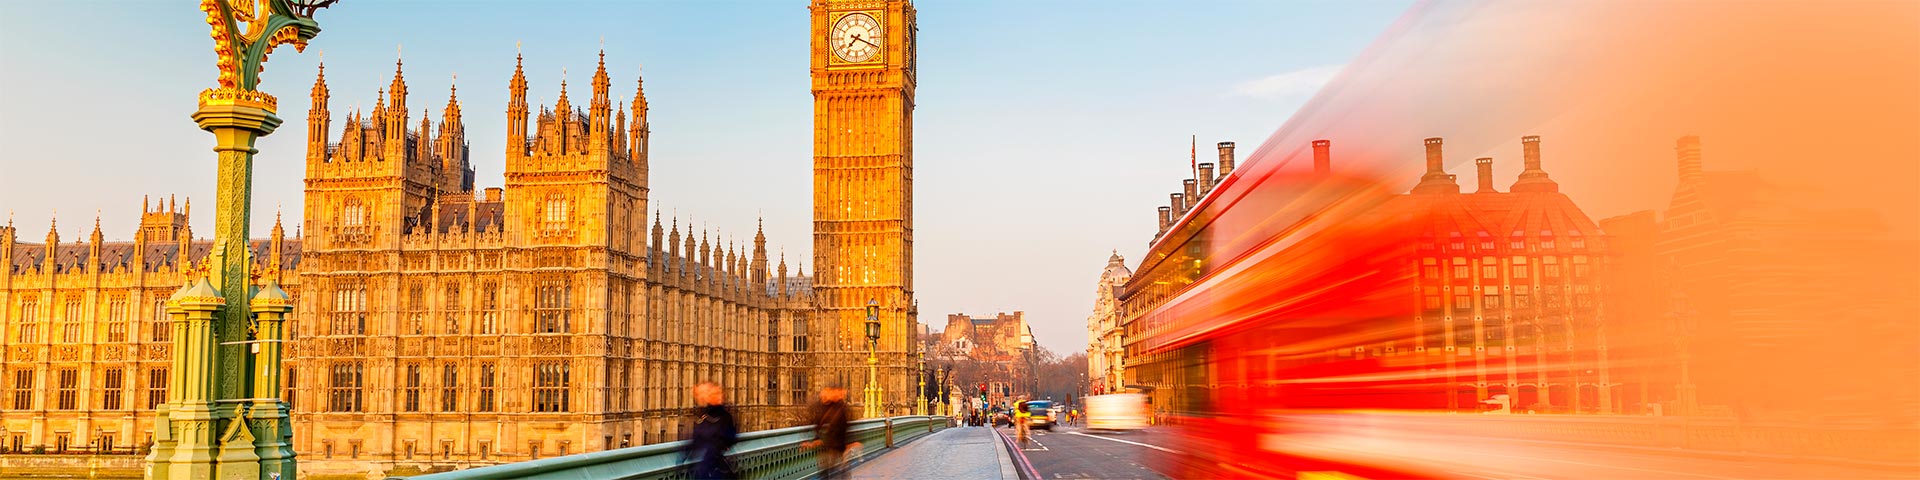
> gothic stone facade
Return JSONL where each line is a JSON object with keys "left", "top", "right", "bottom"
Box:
{"left": 0, "top": 53, "right": 826, "bottom": 478}
{"left": 0, "top": 199, "right": 299, "bottom": 456}
{"left": 289, "top": 53, "right": 818, "bottom": 477}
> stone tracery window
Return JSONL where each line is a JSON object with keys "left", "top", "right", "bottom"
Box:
{"left": 106, "top": 297, "right": 128, "bottom": 342}
{"left": 342, "top": 200, "right": 368, "bottom": 227}
{"left": 441, "top": 363, "right": 459, "bottom": 412}
{"left": 543, "top": 194, "right": 570, "bottom": 232}
{"left": 16, "top": 301, "right": 37, "bottom": 343}
{"left": 60, "top": 297, "right": 82, "bottom": 343}
{"left": 146, "top": 368, "right": 167, "bottom": 409}
{"left": 330, "top": 280, "right": 367, "bottom": 335}
{"left": 444, "top": 283, "right": 462, "bottom": 334}
{"left": 533, "top": 361, "right": 571, "bottom": 412}
{"left": 403, "top": 363, "right": 422, "bottom": 412}
{"left": 535, "top": 278, "right": 572, "bottom": 333}
{"left": 480, "top": 281, "right": 499, "bottom": 334}
{"left": 329, "top": 362, "right": 364, "bottom": 412}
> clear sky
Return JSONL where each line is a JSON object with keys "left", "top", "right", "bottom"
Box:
{"left": 0, "top": 0, "right": 1411, "bottom": 354}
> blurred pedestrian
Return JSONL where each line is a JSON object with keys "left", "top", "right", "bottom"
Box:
{"left": 1014, "top": 400, "right": 1031, "bottom": 446}
{"left": 681, "top": 381, "right": 739, "bottom": 480}
{"left": 805, "top": 384, "right": 860, "bottom": 479}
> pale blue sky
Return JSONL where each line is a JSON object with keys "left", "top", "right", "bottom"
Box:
{"left": 0, "top": 0, "right": 1411, "bottom": 354}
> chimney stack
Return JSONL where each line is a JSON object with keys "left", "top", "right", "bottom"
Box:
{"left": 1157, "top": 206, "right": 1172, "bottom": 233}
{"left": 1169, "top": 193, "right": 1185, "bottom": 220}
{"left": 1522, "top": 135, "right": 1543, "bottom": 172}
{"left": 1181, "top": 179, "right": 1198, "bottom": 213}
{"left": 1198, "top": 163, "right": 1216, "bottom": 197}
{"left": 1511, "top": 135, "right": 1559, "bottom": 193}
{"left": 1413, "top": 137, "right": 1460, "bottom": 194}
{"left": 1424, "top": 137, "right": 1444, "bottom": 174}
{"left": 1216, "top": 142, "right": 1236, "bottom": 178}
{"left": 1475, "top": 158, "right": 1496, "bottom": 193}
{"left": 1312, "top": 139, "right": 1331, "bottom": 174}
{"left": 1676, "top": 135, "right": 1703, "bottom": 184}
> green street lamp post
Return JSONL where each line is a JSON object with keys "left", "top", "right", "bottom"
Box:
{"left": 916, "top": 350, "right": 928, "bottom": 415}
{"left": 864, "top": 299, "right": 882, "bottom": 418}
{"left": 939, "top": 364, "right": 952, "bottom": 416}
{"left": 148, "top": 1, "right": 332, "bottom": 479}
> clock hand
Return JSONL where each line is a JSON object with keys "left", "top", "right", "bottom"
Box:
{"left": 854, "top": 36, "right": 879, "bottom": 48}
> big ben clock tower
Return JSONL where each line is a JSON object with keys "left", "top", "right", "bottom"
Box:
{"left": 810, "top": 0, "right": 917, "bottom": 415}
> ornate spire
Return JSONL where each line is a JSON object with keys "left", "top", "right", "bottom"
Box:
{"left": 444, "top": 72, "right": 462, "bottom": 124}
{"left": 388, "top": 50, "right": 408, "bottom": 123}
{"left": 308, "top": 59, "right": 332, "bottom": 163}
{"left": 310, "top": 57, "right": 329, "bottom": 103}
{"left": 590, "top": 49, "right": 612, "bottom": 156}
{"left": 508, "top": 50, "right": 530, "bottom": 162}
{"left": 614, "top": 101, "right": 628, "bottom": 156}
{"left": 592, "top": 49, "right": 611, "bottom": 106}
{"left": 556, "top": 68, "right": 571, "bottom": 114}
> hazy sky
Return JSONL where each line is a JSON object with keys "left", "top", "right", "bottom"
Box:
{"left": 0, "top": 0, "right": 1410, "bottom": 354}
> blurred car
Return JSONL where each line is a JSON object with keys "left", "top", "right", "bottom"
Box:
{"left": 1026, "top": 400, "right": 1057, "bottom": 430}
{"left": 1085, "top": 393, "right": 1149, "bottom": 431}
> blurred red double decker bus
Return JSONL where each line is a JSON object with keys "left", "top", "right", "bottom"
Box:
{"left": 1119, "top": 157, "right": 1441, "bottom": 478}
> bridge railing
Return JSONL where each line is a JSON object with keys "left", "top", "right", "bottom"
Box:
{"left": 398, "top": 415, "right": 951, "bottom": 480}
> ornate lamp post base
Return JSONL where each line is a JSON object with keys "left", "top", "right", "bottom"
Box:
{"left": 864, "top": 355, "right": 883, "bottom": 418}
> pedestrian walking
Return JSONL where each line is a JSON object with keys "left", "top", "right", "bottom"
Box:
{"left": 1014, "top": 400, "right": 1031, "bottom": 447}
{"left": 681, "top": 381, "right": 739, "bottom": 479}
{"left": 804, "top": 384, "right": 861, "bottom": 479}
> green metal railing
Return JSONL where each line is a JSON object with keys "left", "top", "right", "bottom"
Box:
{"left": 399, "top": 415, "right": 950, "bottom": 480}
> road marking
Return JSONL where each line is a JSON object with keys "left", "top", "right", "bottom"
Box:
{"left": 1067, "top": 431, "right": 1181, "bottom": 454}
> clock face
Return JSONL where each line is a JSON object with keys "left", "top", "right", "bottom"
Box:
{"left": 831, "top": 12, "right": 883, "bottom": 63}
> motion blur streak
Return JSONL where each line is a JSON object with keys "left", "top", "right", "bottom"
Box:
{"left": 1120, "top": 0, "right": 1919, "bottom": 478}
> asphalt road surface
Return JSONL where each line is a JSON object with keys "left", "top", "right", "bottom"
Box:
{"left": 1000, "top": 422, "right": 1918, "bottom": 480}
{"left": 1001, "top": 424, "right": 1175, "bottom": 480}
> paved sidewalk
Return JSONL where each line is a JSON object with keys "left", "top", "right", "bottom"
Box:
{"left": 850, "top": 426, "right": 1018, "bottom": 479}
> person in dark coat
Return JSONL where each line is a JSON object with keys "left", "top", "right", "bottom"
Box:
{"left": 682, "top": 381, "right": 739, "bottom": 479}
{"left": 804, "top": 384, "right": 860, "bottom": 479}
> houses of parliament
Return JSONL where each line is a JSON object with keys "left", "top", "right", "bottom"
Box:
{"left": 0, "top": 1, "right": 920, "bottom": 477}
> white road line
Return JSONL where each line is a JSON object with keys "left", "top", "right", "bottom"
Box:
{"left": 1067, "top": 431, "right": 1181, "bottom": 454}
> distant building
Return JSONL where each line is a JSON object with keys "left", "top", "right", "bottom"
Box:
{"left": 935, "top": 312, "right": 1031, "bottom": 406}
{"left": 1086, "top": 251, "right": 1131, "bottom": 395}
{"left": 1120, "top": 136, "right": 1619, "bottom": 414}
{"left": 1652, "top": 136, "right": 1918, "bottom": 422}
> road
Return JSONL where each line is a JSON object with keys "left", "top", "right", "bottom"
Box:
{"left": 1001, "top": 423, "right": 1175, "bottom": 480}
{"left": 995, "top": 422, "right": 1918, "bottom": 480}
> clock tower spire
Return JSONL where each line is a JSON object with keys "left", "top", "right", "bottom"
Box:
{"left": 809, "top": 0, "right": 918, "bottom": 416}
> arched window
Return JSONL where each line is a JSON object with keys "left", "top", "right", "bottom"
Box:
{"left": 543, "top": 194, "right": 570, "bottom": 231}
{"left": 342, "top": 200, "right": 367, "bottom": 227}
